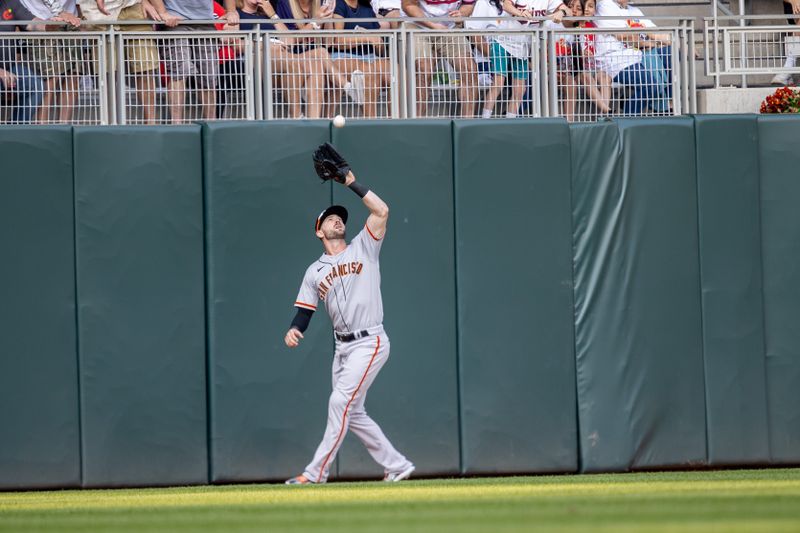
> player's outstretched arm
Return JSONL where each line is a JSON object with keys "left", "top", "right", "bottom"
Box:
{"left": 344, "top": 171, "right": 389, "bottom": 239}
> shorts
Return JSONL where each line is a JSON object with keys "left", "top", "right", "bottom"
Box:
{"left": 407, "top": 24, "right": 473, "bottom": 62}
{"left": 556, "top": 42, "right": 583, "bottom": 73}
{"left": 30, "top": 39, "right": 89, "bottom": 78}
{"left": 331, "top": 52, "right": 380, "bottom": 62}
{"left": 490, "top": 41, "right": 529, "bottom": 80}
{"left": 161, "top": 26, "right": 219, "bottom": 88}
{"left": 118, "top": 3, "right": 159, "bottom": 74}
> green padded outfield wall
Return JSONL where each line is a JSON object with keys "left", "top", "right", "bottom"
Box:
{"left": 0, "top": 127, "right": 81, "bottom": 489}
{"left": 73, "top": 127, "right": 208, "bottom": 487}
{"left": 570, "top": 119, "right": 707, "bottom": 472}
{"left": 757, "top": 115, "right": 800, "bottom": 463}
{"left": 331, "top": 121, "right": 460, "bottom": 478}
{"left": 454, "top": 120, "right": 578, "bottom": 474}
{"left": 203, "top": 121, "right": 335, "bottom": 482}
{"left": 694, "top": 115, "right": 770, "bottom": 465}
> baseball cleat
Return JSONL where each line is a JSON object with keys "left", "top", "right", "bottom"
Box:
{"left": 285, "top": 475, "right": 312, "bottom": 485}
{"left": 384, "top": 464, "right": 415, "bottom": 482}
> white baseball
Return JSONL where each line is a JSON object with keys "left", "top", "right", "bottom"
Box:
{"left": 333, "top": 115, "right": 346, "bottom": 128}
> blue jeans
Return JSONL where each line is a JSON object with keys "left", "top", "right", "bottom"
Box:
{"left": 614, "top": 62, "right": 658, "bottom": 115}
{"left": 0, "top": 63, "right": 43, "bottom": 123}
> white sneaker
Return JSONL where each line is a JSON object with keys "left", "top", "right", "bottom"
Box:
{"left": 384, "top": 464, "right": 415, "bottom": 482}
{"left": 349, "top": 70, "right": 365, "bottom": 106}
{"left": 771, "top": 72, "right": 793, "bottom": 86}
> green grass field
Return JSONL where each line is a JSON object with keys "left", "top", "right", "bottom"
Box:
{"left": 1, "top": 468, "right": 799, "bottom": 532}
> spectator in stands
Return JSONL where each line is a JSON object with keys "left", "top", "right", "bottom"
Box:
{"left": 578, "top": 0, "right": 612, "bottom": 114}
{"left": 467, "top": 0, "right": 531, "bottom": 119}
{"left": 80, "top": 0, "right": 168, "bottom": 125}
{"left": 0, "top": 0, "right": 43, "bottom": 123}
{"left": 547, "top": 0, "right": 584, "bottom": 121}
{"left": 159, "top": 0, "right": 238, "bottom": 124}
{"left": 22, "top": 0, "right": 82, "bottom": 123}
{"left": 331, "top": 0, "right": 392, "bottom": 118}
{"left": 772, "top": 0, "right": 799, "bottom": 85}
{"left": 595, "top": 0, "right": 671, "bottom": 112}
{"left": 275, "top": 0, "right": 355, "bottom": 118}
{"left": 582, "top": 0, "right": 656, "bottom": 114}
{"left": 506, "top": 0, "right": 570, "bottom": 117}
{"left": 402, "top": 0, "right": 478, "bottom": 118}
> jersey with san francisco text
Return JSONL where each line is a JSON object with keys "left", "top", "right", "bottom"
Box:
{"left": 294, "top": 225, "right": 384, "bottom": 333}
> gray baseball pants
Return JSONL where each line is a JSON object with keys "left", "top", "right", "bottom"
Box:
{"left": 303, "top": 329, "right": 412, "bottom": 483}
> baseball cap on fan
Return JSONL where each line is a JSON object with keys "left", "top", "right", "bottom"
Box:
{"left": 315, "top": 205, "right": 348, "bottom": 233}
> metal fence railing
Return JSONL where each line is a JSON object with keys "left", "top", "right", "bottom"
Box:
{"left": 0, "top": 18, "right": 697, "bottom": 124}
{"left": 704, "top": 15, "right": 800, "bottom": 87}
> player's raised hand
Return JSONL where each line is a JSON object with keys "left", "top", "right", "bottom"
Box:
{"left": 285, "top": 328, "right": 304, "bottom": 348}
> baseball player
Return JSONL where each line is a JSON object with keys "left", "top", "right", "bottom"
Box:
{"left": 284, "top": 143, "right": 415, "bottom": 485}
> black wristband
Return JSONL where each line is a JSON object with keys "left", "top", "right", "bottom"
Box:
{"left": 348, "top": 181, "right": 369, "bottom": 198}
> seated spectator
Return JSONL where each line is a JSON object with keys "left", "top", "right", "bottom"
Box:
{"left": 402, "top": 0, "right": 478, "bottom": 118}
{"left": 159, "top": 0, "right": 238, "bottom": 124}
{"left": 577, "top": 0, "right": 612, "bottom": 114}
{"left": 467, "top": 0, "right": 531, "bottom": 119}
{"left": 275, "top": 0, "right": 354, "bottom": 118}
{"left": 331, "top": 0, "right": 392, "bottom": 118}
{"left": 0, "top": 0, "right": 43, "bottom": 123}
{"left": 79, "top": 0, "right": 166, "bottom": 125}
{"left": 772, "top": 0, "right": 799, "bottom": 85}
{"left": 582, "top": 2, "right": 656, "bottom": 115}
{"left": 595, "top": 0, "right": 671, "bottom": 112}
{"left": 22, "top": 0, "right": 82, "bottom": 124}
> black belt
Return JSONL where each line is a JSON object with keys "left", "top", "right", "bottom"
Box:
{"left": 335, "top": 329, "right": 371, "bottom": 343}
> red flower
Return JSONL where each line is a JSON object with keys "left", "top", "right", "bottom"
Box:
{"left": 760, "top": 85, "right": 800, "bottom": 114}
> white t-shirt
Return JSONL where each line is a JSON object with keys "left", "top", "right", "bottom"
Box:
{"left": 411, "top": 0, "right": 476, "bottom": 28}
{"left": 510, "top": 0, "right": 563, "bottom": 26}
{"left": 21, "top": 0, "right": 77, "bottom": 19}
{"left": 295, "top": 226, "right": 385, "bottom": 333}
{"left": 466, "top": 0, "right": 531, "bottom": 57}
{"left": 595, "top": 0, "right": 655, "bottom": 29}
{"left": 589, "top": 32, "right": 642, "bottom": 78}
{"left": 371, "top": 0, "right": 402, "bottom": 15}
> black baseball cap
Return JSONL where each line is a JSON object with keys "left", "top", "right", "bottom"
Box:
{"left": 315, "top": 205, "right": 348, "bottom": 233}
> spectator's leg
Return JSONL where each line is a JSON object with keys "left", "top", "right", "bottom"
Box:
{"left": 169, "top": 78, "right": 186, "bottom": 124}
{"left": 654, "top": 46, "right": 672, "bottom": 99}
{"left": 580, "top": 71, "right": 609, "bottom": 114}
{"left": 559, "top": 72, "right": 576, "bottom": 122}
{"left": 59, "top": 73, "right": 78, "bottom": 123}
{"left": 414, "top": 57, "right": 434, "bottom": 117}
{"left": 37, "top": 77, "right": 58, "bottom": 124}
{"left": 451, "top": 37, "right": 477, "bottom": 118}
{"left": 9, "top": 64, "right": 43, "bottom": 124}
{"left": 508, "top": 76, "right": 526, "bottom": 117}
{"left": 194, "top": 38, "right": 219, "bottom": 120}
{"left": 300, "top": 48, "right": 327, "bottom": 119}
{"left": 412, "top": 33, "right": 436, "bottom": 117}
{"left": 614, "top": 62, "right": 656, "bottom": 116}
{"left": 134, "top": 71, "right": 158, "bottom": 125}
{"left": 274, "top": 45, "right": 304, "bottom": 118}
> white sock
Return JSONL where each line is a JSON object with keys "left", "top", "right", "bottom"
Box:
{"left": 784, "top": 56, "right": 796, "bottom": 68}
{"left": 482, "top": 108, "right": 492, "bottom": 118}
{"left": 506, "top": 112, "right": 517, "bottom": 118}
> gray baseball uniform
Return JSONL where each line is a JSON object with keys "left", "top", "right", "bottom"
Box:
{"left": 294, "top": 224, "right": 412, "bottom": 483}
